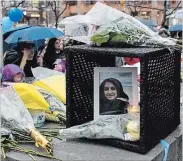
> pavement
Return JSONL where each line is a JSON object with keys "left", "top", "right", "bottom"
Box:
{"left": 1, "top": 83, "right": 182, "bottom": 161}
{"left": 1, "top": 122, "right": 182, "bottom": 161}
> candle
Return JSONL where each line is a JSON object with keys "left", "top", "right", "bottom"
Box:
{"left": 127, "top": 105, "right": 140, "bottom": 114}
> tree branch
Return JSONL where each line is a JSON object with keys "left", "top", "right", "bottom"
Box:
{"left": 1, "top": 0, "right": 4, "bottom": 7}
{"left": 2, "top": 0, "right": 25, "bottom": 11}
{"left": 127, "top": 4, "right": 164, "bottom": 11}
{"left": 2, "top": 6, "right": 9, "bottom": 11}
{"left": 128, "top": 5, "right": 132, "bottom": 12}
{"left": 47, "top": 0, "right": 68, "bottom": 28}
{"left": 53, "top": 1, "right": 56, "bottom": 11}
{"left": 134, "top": 6, "right": 137, "bottom": 12}
{"left": 15, "top": 0, "right": 25, "bottom": 8}
{"left": 48, "top": 1, "right": 55, "bottom": 12}
{"left": 57, "top": 2, "right": 68, "bottom": 17}
{"left": 166, "top": 1, "right": 181, "bottom": 16}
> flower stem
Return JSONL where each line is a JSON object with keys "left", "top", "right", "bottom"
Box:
{"left": 1, "top": 146, "right": 6, "bottom": 158}
{"left": 28, "top": 154, "right": 37, "bottom": 161}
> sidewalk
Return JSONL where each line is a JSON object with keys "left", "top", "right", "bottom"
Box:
{"left": 1, "top": 122, "right": 182, "bottom": 161}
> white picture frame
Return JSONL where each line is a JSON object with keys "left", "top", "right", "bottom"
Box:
{"left": 94, "top": 67, "right": 138, "bottom": 120}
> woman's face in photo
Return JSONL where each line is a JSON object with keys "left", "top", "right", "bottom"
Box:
{"left": 104, "top": 82, "right": 117, "bottom": 100}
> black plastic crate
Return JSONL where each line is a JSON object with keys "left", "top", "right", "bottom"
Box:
{"left": 65, "top": 45, "right": 181, "bottom": 154}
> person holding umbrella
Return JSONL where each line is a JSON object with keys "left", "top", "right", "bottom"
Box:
{"left": 3, "top": 40, "right": 36, "bottom": 77}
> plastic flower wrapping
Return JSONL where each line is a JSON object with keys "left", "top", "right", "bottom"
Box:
{"left": 60, "top": 113, "right": 140, "bottom": 142}
{"left": 61, "top": 2, "right": 181, "bottom": 51}
{"left": 37, "top": 87, "right": 66, "bottom": 124}
{"left": 0, "top": 86, "right": 53, "bottom": 154}
{"left": 31, "top": 67, "right": 64, "bottom": 80}
{"left": 90, "top": 3, "right": 181, "bottom": 50}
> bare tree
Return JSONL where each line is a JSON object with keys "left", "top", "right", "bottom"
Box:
{"left": 161, "top": 0, "right": 181, "bottom": 26}
{"left": 126, "top": 1, "right": 143, "bottom": 17}
{"left": 1, "top": 0, "right": 25, "bottom": 18}
{"left": 126, "top": 0, "right": 182, "bottom": 25}
{"left": 47, "top": 0, "right": 68, "bottom": 28}
{"left": 2, "top": 0, "right": 25, "bottom": 12}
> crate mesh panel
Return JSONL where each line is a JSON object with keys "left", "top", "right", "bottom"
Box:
{"left": 68, "top": 52, "right": 115, "bottom": 126}
{"left": 144, "top": 51, "right": 180, "bottom": 150}
{"left": 65, "top": 46, "right": 180, "bottom": 154}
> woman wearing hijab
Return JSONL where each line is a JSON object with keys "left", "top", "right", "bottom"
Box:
{"left": 100, "top": 78, "right": 129, "bottom": 115}
{"left": 43, "top": 38, "right": 65, "bottom": 69}
{"left": 2, "top": 64, "right": 25, "bottom": 83}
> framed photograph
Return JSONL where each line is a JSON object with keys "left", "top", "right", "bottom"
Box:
{"left": 94, "top": 67, "right": 138, "bottom": 120}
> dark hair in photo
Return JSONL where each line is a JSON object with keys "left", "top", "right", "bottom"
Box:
{"left": 99, "top": 78, "right": 129, "bottom": 115}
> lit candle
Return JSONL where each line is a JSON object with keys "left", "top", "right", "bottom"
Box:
{"left": 127, "top": 105, "right": 140, "bottom": 114}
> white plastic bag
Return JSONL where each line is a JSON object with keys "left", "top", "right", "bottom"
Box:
{"left": 32, "top": 67, "right": 64, "bottom": 80}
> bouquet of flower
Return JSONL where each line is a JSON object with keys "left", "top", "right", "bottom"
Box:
{"left": 1, "top": 86, "right": 53, "bottom": 154}
{"left": 89, "top": 2, "right": 181, "bottom": 51}
{"left": 1, "top": 127, "right": 62, "bottom": 160}
{"left": 37, "top": 87, "right": 66, "bottom": 124}
{"left": 59, "top": 113, "right": 140, "bottom": 142}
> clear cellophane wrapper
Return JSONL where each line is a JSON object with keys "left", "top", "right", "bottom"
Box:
{"left": 0, "top": 86, "right": 52, "bottom": 154}
{"left": 60, "top": 113, "right": 140, "bottom": 141}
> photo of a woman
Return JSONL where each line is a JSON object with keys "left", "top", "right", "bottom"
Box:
{"left": 94, "top": 67, "right": 138, "bottom": 120}
{"left": 100, "top": 78, "right": 129, "bottom": 115}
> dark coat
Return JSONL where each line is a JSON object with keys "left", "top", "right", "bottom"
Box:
{"left": 43, "top": 38, "right": 65, "bottom": 69}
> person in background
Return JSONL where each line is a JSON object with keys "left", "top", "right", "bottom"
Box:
{"left": 3, "top": 41, "right": 35, "bottom": 77}
{"left": 158, "top": 25, "right": 170, "bottom": 38}
{"left": 43, "top": 38, "right": 65, "bottom": 69}
{"left": 170, "top": 31, "right": 177, "bottom": 39}
{"left": 2, "top": 64, "right": 25, "bottom": 83}
{"left": 36, "top": 45, "right": 46, "bottom": 67}
{"left": 100, "top": 78, "right": 129, "bottom": 115}
{"left": 178, "top": 31, "right": 182, "bottom": 40}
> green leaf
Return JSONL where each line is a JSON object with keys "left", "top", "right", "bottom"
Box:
{"left": 109, "top": 32, "right": 119, "bottom": 37}
{"left": 91, "top": 34, "right": 110, "bottom": 44}
{"left": 1, "top": 137, "right": 6, "bottom": 143}
{"left": 111, "top": 34, "right": 129, "bottom": 42}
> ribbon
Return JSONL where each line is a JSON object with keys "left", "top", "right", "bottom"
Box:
{"left": 160, "top": 139, "right": 170, "bottom": 161}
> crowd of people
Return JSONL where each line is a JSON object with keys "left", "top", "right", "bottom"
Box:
{"left": 2, "top": 37, "right": 67, "bottom": 84}
{"left": 1, "top": 24, "right": 182, "bottom": 86}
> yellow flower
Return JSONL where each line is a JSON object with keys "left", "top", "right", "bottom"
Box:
{"left": 126, "top": 120, "right": 140, "bottom": 133}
